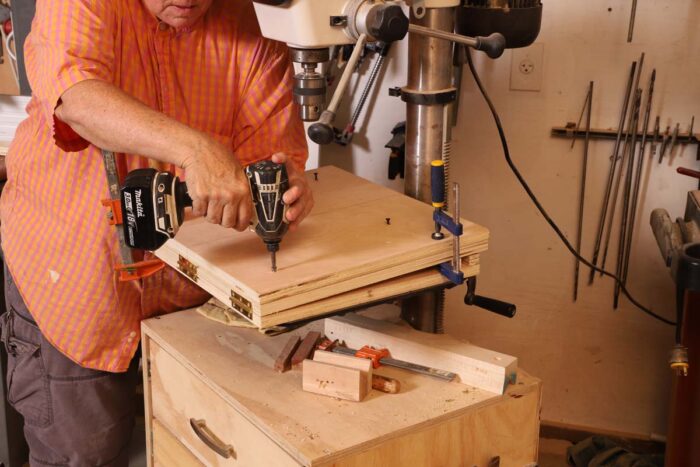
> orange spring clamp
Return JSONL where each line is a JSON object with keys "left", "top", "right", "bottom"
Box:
{"left": 115, "top": 260, "right": 165, "bottom": 282}
{"left": 355, "top": 346, "right": 389, "bottom": 369}
{"left": 101, "top": 198, "right": 165, "bottom": 281}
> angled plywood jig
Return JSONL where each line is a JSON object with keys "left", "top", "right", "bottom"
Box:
{"left": 155, "top": 166, "right": 489, "bottom": 327}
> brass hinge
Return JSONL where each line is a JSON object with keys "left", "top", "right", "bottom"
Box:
{"left": 230, "top": 290, "right": 253, "bottom": 319}
{"left": 177, "top": 255, "right": 199, "bottom": 282}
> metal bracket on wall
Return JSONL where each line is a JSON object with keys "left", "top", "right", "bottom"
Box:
{"left": 551, "top": 126, "right": 700, "bottom": 159}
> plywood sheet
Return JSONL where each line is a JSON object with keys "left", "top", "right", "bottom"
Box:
{"left": 155, "top": 166, "right": 488, "bottom": 326}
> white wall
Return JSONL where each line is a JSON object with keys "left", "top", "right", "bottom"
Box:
{"left": 312, "top": 0, "right": 700, "bottom": 436}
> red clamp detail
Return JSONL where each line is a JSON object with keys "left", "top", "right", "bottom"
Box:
{"left": 101, "top": 199, "right": 123, "bottom": 226}
{"left": 355, "top": 345, "right": 389, "bottom": 369}
{"left": 116, "top": 259, "right": 165, "bottom": 282}
{"left": 316, "top": 338, "right": 337, "bottom": 352}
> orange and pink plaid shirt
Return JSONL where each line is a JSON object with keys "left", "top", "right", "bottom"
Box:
{"left": 0, "top": 0, "right": 307, "bottom": 371}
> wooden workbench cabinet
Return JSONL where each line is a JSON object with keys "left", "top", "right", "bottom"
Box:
{"left": 142, "top": 310, "right": 542, "bottom": 466}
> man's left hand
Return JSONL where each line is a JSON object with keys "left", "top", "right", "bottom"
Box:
{"left": 271, "top": 153, "right": 314, "bottom": 231}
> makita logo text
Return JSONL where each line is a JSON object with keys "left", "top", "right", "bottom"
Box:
{"left": 135, "top": 189, "right": 145, "bottom": 218}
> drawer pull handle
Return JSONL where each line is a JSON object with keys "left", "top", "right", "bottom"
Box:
{"left": 189, "top": 418, "right": 236, "bottom": 459}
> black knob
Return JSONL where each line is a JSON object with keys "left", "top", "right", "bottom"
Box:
{"left": 308, "top": 122, "right": 335, "bottom": 145}
{"left": 475, "top": 32, "right": 506, "bottom": 59}
{"left": 367, "top": 5, "right": 409, "bottom": 43}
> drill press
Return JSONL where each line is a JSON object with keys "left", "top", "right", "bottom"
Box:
{"left": 251, "top": 0, "right": 542, "bottom": 331}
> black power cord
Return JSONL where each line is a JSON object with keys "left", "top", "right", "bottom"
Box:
{"left": 465, "top": 49, "right": 676, "bottom": 327}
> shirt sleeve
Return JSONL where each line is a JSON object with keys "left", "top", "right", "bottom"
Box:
{"left": 26, "top": 0, "right": 116, "bottom": 152}
{"left": 232, "top": 37, "right": 308, "bottom": 171}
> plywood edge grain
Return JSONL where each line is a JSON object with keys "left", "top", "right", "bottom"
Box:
{"left": 258, "top": 261, "right": 479, "bottom": 328}
{"left": 258, "top": 240, "right": 488, "bottom": 311}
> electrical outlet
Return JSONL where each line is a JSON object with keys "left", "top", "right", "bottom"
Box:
{"left": 510, "top": 43, "right": 544, "bottom": 92}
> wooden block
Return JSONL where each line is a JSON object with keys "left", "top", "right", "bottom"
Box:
{"left": 313, "top": 350, "right": 372, "bottom": 393}
{"left": 155, "top": 166, "right": 489, "bottom": 326}
{"left": 274, "top": 335, "right": 301, "bottom": 373}
{"left": 302, "top": 359, "right": 368, "bottom": 402}
{"left": 325, "top": 315, "right": 518, "bottom": 394}
{"left": 372, "top": 374, "right": 401, "bottom": 394}
{"left": 291, "top": 331, "right": 321, "bottom": 367}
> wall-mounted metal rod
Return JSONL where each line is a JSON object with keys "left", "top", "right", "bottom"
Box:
{"left": 628, "top": 0, "right": 638, "bottom": 42}
{"left": 573, "top": 81, "right": 593, "bottom": 302}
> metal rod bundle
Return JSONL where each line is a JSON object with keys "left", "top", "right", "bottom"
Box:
{"left": 599, "top": 54, "right": 645, "bottom": 278}
{"left": 616, "top": 69, "right": 656, "bottom": 306}
{"left": 613, "top": 88, "right": 642, "bottom": 308}
{"left": 588, "top": 60, "right": 638, "bottom": 285}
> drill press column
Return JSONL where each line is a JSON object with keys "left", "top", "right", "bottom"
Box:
{"left": 401, "top": 5, "right": 457, "bottom": 333}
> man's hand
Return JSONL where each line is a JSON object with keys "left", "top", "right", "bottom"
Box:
{"left": 271, "top": 153, "right": 314, "bottom": 231}
{"left": 182, "top": 137, "right": 253, "bottom": 231}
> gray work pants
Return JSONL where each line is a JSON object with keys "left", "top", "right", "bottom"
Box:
{"left": 0, "top": 269, "right": 140, "bottom": 466}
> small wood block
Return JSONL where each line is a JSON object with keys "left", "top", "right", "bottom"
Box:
{"left": 302, "top": 359, "right": 368, "bottom": 402}
{"left": 291, "top": 331, "right": 321, "bottom": 367}
{"left": 274, "top": 335, "right": 301, "bottom": 373}
{"left": 372, "top": 374, "right": 400, "bottom": 394}
{"left": 313, "top": 350, "right": 372, "bottom": 393}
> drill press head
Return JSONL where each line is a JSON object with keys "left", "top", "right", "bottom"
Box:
{"left": 252, "top": 0, "right": 409, "bottom": 122}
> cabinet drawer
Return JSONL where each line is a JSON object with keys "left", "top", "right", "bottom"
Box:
{"left": 149, "top": 342, "right": 300, "bottom": 467}
{"left": 153, "top": 419, "right": 203, "bottom": 467}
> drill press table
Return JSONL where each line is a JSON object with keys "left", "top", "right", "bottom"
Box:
{"left": 154, "top": 166, "right": 489, "bottom": 328}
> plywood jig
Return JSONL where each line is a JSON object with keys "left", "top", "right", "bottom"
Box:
{"left": 155, "top": 166, "right": 489, "bottom": 327}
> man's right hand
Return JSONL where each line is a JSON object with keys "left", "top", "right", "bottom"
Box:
{"left": 181, "top": 137, "right": 253, "bottom": 231}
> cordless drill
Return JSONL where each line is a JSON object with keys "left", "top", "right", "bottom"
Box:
{"left": 245, "top": 160, "right": 290, "bottom": 272}
{"left": 119, "top": 161, "right": 289, "bottom": 271}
